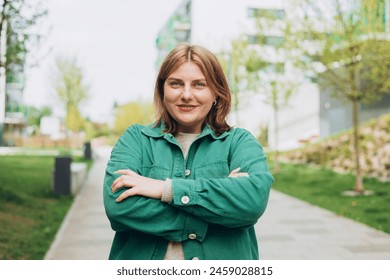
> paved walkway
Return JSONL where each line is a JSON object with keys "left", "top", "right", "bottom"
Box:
{"left": 256, "top": 192, "right": 390, "bottom": 259}
{"left": 45, "top": 146, "right": 390, "bottom": 260}
{"left": 44, "top": 146, "right": 114, "bottom": 260}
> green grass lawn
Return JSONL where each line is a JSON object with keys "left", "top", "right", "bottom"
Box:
{"left": 271, "top": 162, "right": 390, "bottom": 234}
{"left": 0, "top": 155, "right": 74, "bottom": 259}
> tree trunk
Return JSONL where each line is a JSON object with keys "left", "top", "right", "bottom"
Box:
{"left": 233, "top": 89, "right": 240, "bottom": 126}
{"left": 352, "top": 97, "right": 364, "bottom": 193}
{"left": 0, "top": 0, "right": 8, "bottom": 146}
{"left": 0, "top": 0, "right": 9, "bottom": 66}
{"left": 273, "top": 105, "right": 279, "bottom": 173}
{"left": 234, "top": 103, "right": 240, "bottom": 126}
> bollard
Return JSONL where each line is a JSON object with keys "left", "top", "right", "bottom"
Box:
{"left": 52, "top": 156, "right": 72, "bottom": 195}
{"left": 83, "top": 141, "right": 92, "bottom": 160}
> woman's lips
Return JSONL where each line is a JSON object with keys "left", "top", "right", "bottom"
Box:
{"left": 177, "top": 105, "right": 198, "bottom": 111}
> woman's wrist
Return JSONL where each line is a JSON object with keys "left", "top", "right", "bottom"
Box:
{"left": 161, "top": 178, "right": 173, "bottom": 203}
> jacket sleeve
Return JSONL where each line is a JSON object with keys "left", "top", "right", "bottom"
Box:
{"left": 169, "top": 129, "right": 274, "bottom": 228}
{"left": 103, "top": 125, "right": 208, "bottom": 242}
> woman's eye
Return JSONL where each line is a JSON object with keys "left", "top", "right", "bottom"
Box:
{"left": 169, "top": 81, "right": 181, "bottom": 87}
{"left": 194, "top": 82, "right": 206, "bottom": 88}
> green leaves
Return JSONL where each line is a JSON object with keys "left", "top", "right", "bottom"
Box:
{"left": 53, "top": 56, "right": 89, "bottom": 132}
{"left": 0, "top": 0, "right": 48, "bottom": 71}
{"left": 113, "top": 102, "right": 154, "bottom": 135}
{"left": 295, "top": 0, "right": 390, "bottom": 105}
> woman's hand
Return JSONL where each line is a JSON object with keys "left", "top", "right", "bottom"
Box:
{"left": 111, "top": 169, "right": 165, "bottom": 202}
{"left": 229, "top": 167, "right": 249, "bottom": 178}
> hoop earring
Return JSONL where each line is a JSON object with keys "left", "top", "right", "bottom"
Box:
{"left": 213, "top": 100, "right": 217, "bottom": 106}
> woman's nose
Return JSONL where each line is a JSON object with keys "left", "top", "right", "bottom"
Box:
{"left": 181, "top": 85, "right": 192, "bottom": 100}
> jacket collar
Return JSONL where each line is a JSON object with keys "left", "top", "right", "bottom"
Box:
{"left": 141, "top": 122, "right": 230, "bottom": 140}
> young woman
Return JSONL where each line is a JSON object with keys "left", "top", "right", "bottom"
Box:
{"left": 103, "top": 43, "right": 274, "bottom": 260}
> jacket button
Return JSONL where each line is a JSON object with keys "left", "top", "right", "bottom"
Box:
{"left": 188, "top": 233, "right": 197, "bottom": 240}
{"left": 192, "top": 257, "right": 199, "bottom": 260}
{"left": 181, "top": 195, "right": 190, "bottom": 204}
{"left": 185, "top": 169, "right": 191, "bottom": 176}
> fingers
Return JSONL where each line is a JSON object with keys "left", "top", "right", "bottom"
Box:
{"left": 229, "top": 167, "right": 240, "bottom": 177}
{"left": 111, "top": 177, "right": 124, "bottom": 192}
{"left": 116, "top": 188, "right": 138, "bottom": 202}
{"left": 112, "top": 169, "right": 141, "bottom": 201}
{"left": 112, "top": 174, "right": 126, "bottom": 191}
{"left": 232, "top": 172, "right": 249, "bottom": 177}
{"left": 231, "top": 167, "right": 240, "bottom": 173}
{"left": 111, "top": 169, "right": 135, "bottom": 192}
{"left": 112, "top": 176, "right": 122, "bottom": 189}
{"left": 114, "top": 169, "right": 136, "bottom": 175}
{"left": 229, "top": 167, "right": 249, "bottom": 178}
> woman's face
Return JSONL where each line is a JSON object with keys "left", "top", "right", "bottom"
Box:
{"left": 163, "top": 61, "right": 216, "bottom": 133}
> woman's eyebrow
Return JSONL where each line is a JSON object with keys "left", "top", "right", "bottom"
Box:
{"left": 166, "top": 77, "right": 182, "bottom": 81}
{"left": 167, "top": 77, "right": 206, "bottom": 81}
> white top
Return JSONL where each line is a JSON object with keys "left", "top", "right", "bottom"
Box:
{"left": 163, "top": 132, "right": 199, "bottom": 260}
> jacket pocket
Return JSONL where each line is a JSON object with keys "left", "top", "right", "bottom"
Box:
{"left": 194, "top": 160, "right": 229, "bottom": 179}
{"left": 141, "top": 165, "right": 171, "bottom": 180}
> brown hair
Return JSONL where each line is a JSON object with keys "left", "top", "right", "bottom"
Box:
{"left": 154, "top": 43, "right": 231, "bottom": 135}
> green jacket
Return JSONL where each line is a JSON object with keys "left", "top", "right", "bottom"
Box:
{"left": 103, "top": 123, "right": 274, "bottom": 260}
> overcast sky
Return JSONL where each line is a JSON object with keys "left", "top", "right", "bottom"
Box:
{"left": 23, "top": 0, "right": 183, "bottom": 122}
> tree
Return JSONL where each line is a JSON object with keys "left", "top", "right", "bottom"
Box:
{"left": 0, "top": 0, "right": 47, "bottom": 74}
{"left": 66, "top": 103, "right": 85, "bottom": 132}
{"left": 0, "top": 0, "right": 48, "bottom": 145}
{"left": 292, "top": 0, "right": 390, "bottom": 193}
{"left": 83, "top": 119, "right": 111, "bottom": 141}
{"left": 218, "top": 37, "right": 260, "bottom": 125}
{"left": 53, "top": 56, "right": 88, "bottom": 133}
{"left": 113, "top": 102, "right": 154, "bottom": 135}
{"left": 26, "top": 104, "right": 51, "bottom": 126}
{"left": 262, "top": 79, "right": 297, "bottom": 173}
{"left": 251, "top": 7, "right": 302, "bottom": 172}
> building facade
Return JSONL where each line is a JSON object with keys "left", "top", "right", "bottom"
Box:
{"left": 155, "top": 0, "right": 390, "bottom": 151}
{"left": 155, "top": 0, "right": 320, "bottom": 150}
{"left": 155, "top": 0, "right": 192, "bottom": 69}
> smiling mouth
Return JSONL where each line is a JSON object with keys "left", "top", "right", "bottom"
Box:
{"left": 178, "top": 105, "right": 197, "bottom": 109}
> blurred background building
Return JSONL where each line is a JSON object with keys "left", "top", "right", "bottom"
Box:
{"left": 155, "top": 0, "right": 390, "bottom": 150}
{"left": 3, "top": 70, "right": 26, "bottom": 146}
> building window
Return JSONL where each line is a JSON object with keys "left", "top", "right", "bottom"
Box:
{"left": 247, "top": 8, "right": 285, "bottom": 20}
